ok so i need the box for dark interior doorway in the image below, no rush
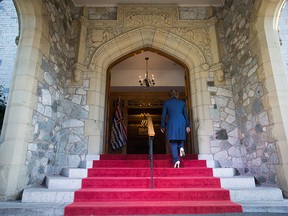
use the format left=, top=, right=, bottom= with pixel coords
left=127, top=108, right=166, bottom=154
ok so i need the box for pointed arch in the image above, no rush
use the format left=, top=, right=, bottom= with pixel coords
left=85, top=26, right=213, bottom=156
left=89, top=26, right=206, bottom=71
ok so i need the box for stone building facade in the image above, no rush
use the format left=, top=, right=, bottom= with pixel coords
left=0, top=0, right=288, bottom=200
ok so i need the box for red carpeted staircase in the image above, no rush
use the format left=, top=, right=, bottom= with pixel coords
left=64, top=154, right=242, bottom=215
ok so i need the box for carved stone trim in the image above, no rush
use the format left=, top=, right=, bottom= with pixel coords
left=209, top=63, right=225, bottom=84
left=119, top=4, right=178, bottom=28
left=201, top=63, right=210, bottom=70
left=209, top=63, right=223, bottom=72
left=83, top=4, right=216, bottom=67
left=71, top=63, right=87, bottom=84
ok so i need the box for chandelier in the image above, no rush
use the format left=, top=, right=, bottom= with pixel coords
left=139, top=57, right=155, bottom=87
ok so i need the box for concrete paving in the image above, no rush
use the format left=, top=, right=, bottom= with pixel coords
left=0, top=200, right=288, bottom=216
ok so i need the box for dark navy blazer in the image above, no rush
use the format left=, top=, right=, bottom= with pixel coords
left=161, top=98, right=190, bottom=141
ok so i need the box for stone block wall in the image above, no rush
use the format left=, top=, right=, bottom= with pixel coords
left=179, top=7, right=210, bottom=20
left=213, top=0, right=279, bottom=185
left=25, top=0, right=89, bottom=185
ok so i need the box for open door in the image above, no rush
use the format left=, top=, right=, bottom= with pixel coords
left=105, top=49, right=195, bottom=155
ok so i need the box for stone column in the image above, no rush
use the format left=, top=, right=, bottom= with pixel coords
left=85, top=64, right=105, bottom=155
left=76, top=9, right=89, bottom=66
left=70, top=9, right=89, bottom=85
left=0, top=0, right=43, bottom=199
left=191, top=64, right=213, bottom=155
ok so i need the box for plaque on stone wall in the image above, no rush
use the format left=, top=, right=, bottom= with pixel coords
left=119, top=4, right=177, bottom=27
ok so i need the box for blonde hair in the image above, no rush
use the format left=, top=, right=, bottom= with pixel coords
left=169, top=89, right=179, bottom=98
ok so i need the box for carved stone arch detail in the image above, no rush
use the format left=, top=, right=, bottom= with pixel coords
left=86, top=26, right=210, bottom=155
left=89, top=26, right=207, bottom=71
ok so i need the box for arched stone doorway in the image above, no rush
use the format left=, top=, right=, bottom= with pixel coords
left=107, top=48, right=190, bottom=155
left=86, top=26, right=214, bottom=157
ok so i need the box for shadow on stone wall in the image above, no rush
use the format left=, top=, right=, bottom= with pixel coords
left=0, top=85, right=6, bottom=134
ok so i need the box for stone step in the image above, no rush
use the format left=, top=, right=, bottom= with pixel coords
left=61, top=167, right=87, bottom=178
left=61, top=168, right=235, bottom=179
left=62, top=166, right=234, bottom=179
left=45, top=176, right=82, bottom=190
left=80, top=154, right=221, bottom=169
left=46, top=174, right=255, bottom=190
left=213, top=167, right=236, bottom=177
left=198, top=154, right=221, bottom=168
left=46, top=173, right=255, bottom=190
left=240, top=199, right=288, bottom=213
left=21, top=187, right=75, bottom=203
left=78, top=154, right=226, bottom=169
left=0, top=201, right=67, bottom=216
left=220, top=176, right=256, bottom=188
left=21, top=185, right=283, bottom=204
left=79, top=155, right=100, bottom=168
left=230, top=186, right=284, bottom=202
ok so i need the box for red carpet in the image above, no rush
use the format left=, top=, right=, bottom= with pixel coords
left=64, top=154, right=242, bottom=215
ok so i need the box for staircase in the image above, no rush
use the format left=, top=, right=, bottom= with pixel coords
left=21, top=154, right=286, bottom=215
left=64, top=154, right=242, bottom=215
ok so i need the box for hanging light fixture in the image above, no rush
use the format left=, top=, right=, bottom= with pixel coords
left=139, top=57, right=155, bottom=87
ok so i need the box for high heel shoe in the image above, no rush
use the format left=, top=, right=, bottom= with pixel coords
left=174, top=161, right=180, bottom=168
left=180, top=148, right=185, bottom=157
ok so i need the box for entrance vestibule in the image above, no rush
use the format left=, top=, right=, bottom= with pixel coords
left=107, top=91, right=191, bottom=155
left=106, top=49, right=193, bottom=155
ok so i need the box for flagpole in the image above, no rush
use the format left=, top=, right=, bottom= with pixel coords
left=110, top=97, right=127, bottom=150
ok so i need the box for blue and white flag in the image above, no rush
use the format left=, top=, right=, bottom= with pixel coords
left=111, top=99, right=127, bottom=149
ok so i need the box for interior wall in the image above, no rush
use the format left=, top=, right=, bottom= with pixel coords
left=108, top=92, right=171, bottom=155
left=110, top=51, right=185, bottom=88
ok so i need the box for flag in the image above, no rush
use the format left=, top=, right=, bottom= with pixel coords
left=111, top=99, right=127, bottom=149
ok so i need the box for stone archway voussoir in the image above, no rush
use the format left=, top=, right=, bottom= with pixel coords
left=163, top=34, right=181, bottom=55
left=150, top=29, right=170, bottom=51
left=139, top=26, right=156, bottom=47
left=93, top=48, right=113, bottom=70
left=126, top=31, right=146, bottom=50
left=114, top=36, right=135, bottom=56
